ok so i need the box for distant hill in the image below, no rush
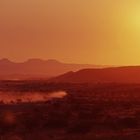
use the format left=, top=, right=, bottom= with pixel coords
left=0, top=58, right=107, bottom=80
left=49, top=66, right=140, bottom=83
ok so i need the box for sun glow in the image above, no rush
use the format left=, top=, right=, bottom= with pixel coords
left=124, top=5, right=140, bottom=30
left=129, top=12, right=140, bottom=31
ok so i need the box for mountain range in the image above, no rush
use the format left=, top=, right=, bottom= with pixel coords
left=0, top=58, right=107, bottom=80
left=49, top=66, right=140, bottom=83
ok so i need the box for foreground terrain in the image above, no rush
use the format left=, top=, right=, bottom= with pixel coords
left=0, top=81, right=140, bottom=139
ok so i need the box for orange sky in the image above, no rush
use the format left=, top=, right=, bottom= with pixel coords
left=0, top=0, right=140, bottom=65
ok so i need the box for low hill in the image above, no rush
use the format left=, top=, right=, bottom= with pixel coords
left=49, top=66, right=140, bottom=83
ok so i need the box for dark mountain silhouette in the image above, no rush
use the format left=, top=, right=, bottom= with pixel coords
left=0, top=58, right=107, bottom=80
left=49, top=66, right=140, bottom=83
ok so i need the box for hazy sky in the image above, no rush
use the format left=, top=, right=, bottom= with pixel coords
left=0, top=0, right=140, bottom=65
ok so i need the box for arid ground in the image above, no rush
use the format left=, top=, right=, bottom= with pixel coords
left=0, top=81, right=140, bottom=140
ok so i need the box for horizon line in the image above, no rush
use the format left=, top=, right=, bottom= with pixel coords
left=1, top=58, right=140, bottom=67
